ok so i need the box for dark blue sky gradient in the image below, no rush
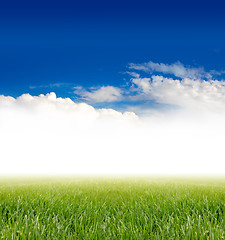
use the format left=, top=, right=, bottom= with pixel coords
left=1, top=0, right=225, bottom=97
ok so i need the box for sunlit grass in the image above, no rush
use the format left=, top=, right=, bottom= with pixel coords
left=0, top=176, right=225, bottom=239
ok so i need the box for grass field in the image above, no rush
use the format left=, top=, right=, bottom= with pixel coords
left=0, top=177, right=225, bottom=239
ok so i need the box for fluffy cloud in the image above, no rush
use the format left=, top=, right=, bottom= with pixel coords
left=0, top=93, right=140, bottom=175
left=130, top=75, right=225, bottom=111
left=1, top=92, right=225, bottom=175
left=74, top=62, right=225, bottom=111
left=1, top=62, right=225, bottom=175
left=74, top=86, right=122, bottom=102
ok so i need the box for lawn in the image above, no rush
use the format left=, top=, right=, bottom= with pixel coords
left=0, top=176, right=225, bottom=239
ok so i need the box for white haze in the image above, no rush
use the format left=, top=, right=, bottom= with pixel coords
left=1, top=91, right=225, bottom=175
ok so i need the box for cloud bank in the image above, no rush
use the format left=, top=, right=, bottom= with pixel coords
left=1, top=61, right=225, bottom=175
left=0, top=93, right=140, bottom=175
left=1, top=90, right=225, bottom=175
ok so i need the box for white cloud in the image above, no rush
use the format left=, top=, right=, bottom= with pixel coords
left=1, top=92, right=225, bottom=175
left=0, top=93, right=140, bottom=175
left=131, top=77, right=151, bottom=94
left=129, top=75, right=225, bottom=112
left=73, top=62, right=225, bottom=108
left=1, top=61, right=225, bottom=175
left=74, top=86, right=122, bottom=102
left=129, top=61, right=211, bottom=79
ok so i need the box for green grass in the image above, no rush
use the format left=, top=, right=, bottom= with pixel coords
left=0, top=177, right=225, bottom=239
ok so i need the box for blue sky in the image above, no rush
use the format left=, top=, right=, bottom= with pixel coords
left=2, top=0, right=225, bottom=174
left=1, top=0, right=225, bottom=105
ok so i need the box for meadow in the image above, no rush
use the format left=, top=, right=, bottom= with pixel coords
left=0, top=176, right=225, bottom=239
